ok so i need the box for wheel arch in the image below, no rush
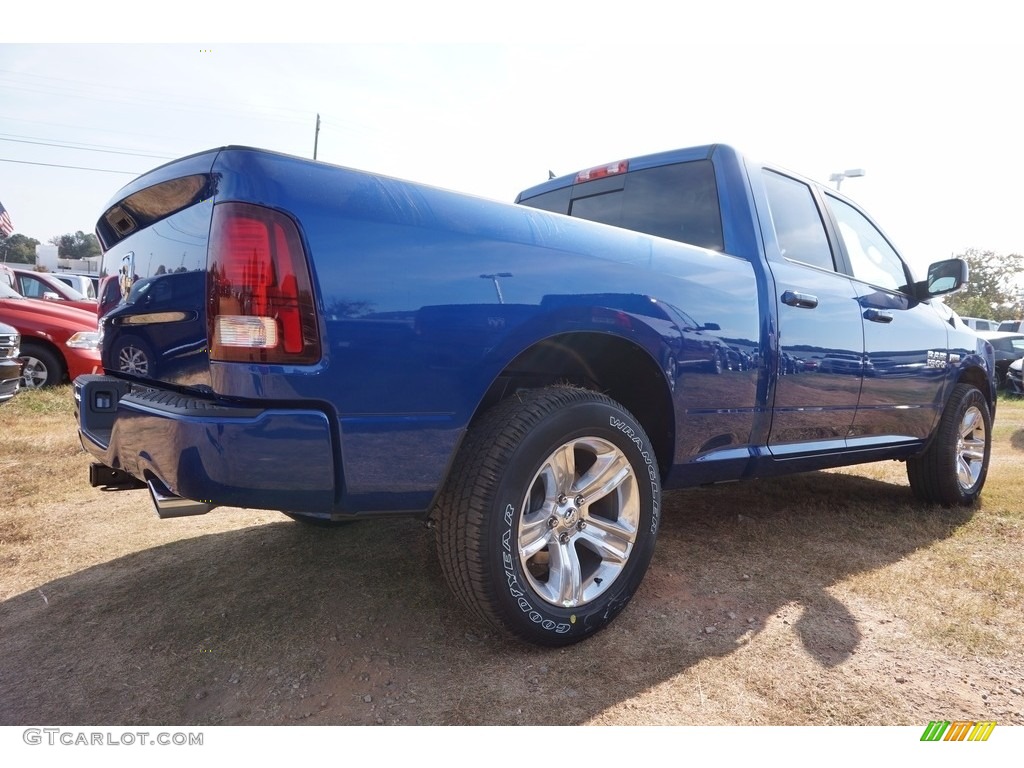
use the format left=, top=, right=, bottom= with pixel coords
left=19, top=336, right=67, bottom=369
left=472, top=332, right=675, bottom=478
left=956, top=364, right=996, bottom=416
left=17, top=337, right=68, bottom=386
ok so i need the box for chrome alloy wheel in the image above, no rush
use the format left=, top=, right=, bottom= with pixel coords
left=117, top=344, right=150, bottom=376
left=955, top=404, right=986, bottom=492
left=518, top=436, right=639, bottom=608
left=20, top=355, right=49, bottom=389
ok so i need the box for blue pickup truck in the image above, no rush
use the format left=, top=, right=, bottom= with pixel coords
left=76, top=144, right=995, bottom=646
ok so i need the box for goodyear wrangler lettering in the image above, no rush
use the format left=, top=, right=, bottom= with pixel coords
left=609, top=416, right=661, bottom=533
left=500, top=502, right=570, bottom=634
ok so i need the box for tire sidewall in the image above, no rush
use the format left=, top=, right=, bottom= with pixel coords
left=485, top=398, right=661, bottom=644
left=947, top=387, right=991, bottom=503
left=20, top=344, right=63, bottom=388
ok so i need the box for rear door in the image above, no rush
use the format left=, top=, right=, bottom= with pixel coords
left=757, top=169, right=865, bottom=454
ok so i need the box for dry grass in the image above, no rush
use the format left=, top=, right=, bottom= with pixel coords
left=0, top=387, right=1022, bottom=726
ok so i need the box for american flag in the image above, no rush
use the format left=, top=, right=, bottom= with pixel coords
left=0, top=200, right=13, bottom=237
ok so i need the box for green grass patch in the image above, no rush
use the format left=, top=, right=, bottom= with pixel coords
left=3, top=385, right=76, bottom=417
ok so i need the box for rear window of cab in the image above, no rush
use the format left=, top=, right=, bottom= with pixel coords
left=518, top=160, right=724, bottom=251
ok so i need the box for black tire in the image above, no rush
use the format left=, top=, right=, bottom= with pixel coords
left=434, top=386, right=661, bottom=647
left=282, top=512, right=353, bottom=528
left=19, top=343, right=65, bottom=389
left=907, top=383, right=991, bottom=506
left=113, top=335, right=156, bottom=378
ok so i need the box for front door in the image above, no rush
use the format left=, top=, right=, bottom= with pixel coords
left=822, top=194, right=949, bottom=442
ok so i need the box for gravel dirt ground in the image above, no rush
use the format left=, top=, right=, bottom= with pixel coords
left=1, top=394, right=1022, bottom=727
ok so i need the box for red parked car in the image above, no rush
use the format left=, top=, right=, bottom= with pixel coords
left=9, top=267, right=99, bottom=314
left=0, top=282, right=101, bottom=388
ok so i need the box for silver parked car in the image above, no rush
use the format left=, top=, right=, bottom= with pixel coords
left=1007, top=357, right=1023, bottom=396
left=0, top=321, right=23, bottom=404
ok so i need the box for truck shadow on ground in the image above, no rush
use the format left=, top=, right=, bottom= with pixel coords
left=0, top=471, right=974, bottom=726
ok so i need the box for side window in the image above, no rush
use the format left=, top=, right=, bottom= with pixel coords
left=19, top=274, right=46, bottom=298
left=826, top=195, right=909, bottom=292
left=762, top=171, right=835, bottom=271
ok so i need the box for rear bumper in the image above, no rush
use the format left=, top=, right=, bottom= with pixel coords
left=75, top=374, right=336, bottom=513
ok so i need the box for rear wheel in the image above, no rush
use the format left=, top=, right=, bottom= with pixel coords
left=907, top=383, right=991, bottom=506
left=113, top=336, right=155, bottom=377
left=19, top=343, right=64, bottom=389
left=434, top=386, right=661, bottom=646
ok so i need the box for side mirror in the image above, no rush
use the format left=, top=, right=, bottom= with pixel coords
left=925, top=258, right=969, bottom=297
left=703, top=322, right=721, bottom=331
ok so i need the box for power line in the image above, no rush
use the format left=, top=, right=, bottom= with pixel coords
left=0, top=136, right=174, bottom=160
left=0, top=78, right=312, bottom=128
left=0, top=158, right=141, bottom=175
left=0, top=67, right=311, bottom=123
left=0, top=115, right=198, bottom=147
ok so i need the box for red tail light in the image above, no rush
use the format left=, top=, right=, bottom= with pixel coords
left=208, top=202, right=320, bottom=364
left=575, top=160, right=628, bottom=184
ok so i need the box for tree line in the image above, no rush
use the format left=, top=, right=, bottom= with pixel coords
left=942, top=248, right=1024, bottom=321
left=0, top=230, right=101, bottom=264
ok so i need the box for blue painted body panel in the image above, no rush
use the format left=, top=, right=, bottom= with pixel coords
left=78, top=388, right=336, bottom=512
left=79, top=144, right=996, bottom=517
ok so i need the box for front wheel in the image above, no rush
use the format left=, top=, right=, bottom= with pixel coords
left=20, top=343, right=65, bottom=389
left=434, top=386, right=661, bottom=646
left=907, top=383, right=991, bottom=506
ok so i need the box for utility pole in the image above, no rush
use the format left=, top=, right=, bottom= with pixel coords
left=313, top=113, right=321, bottom=160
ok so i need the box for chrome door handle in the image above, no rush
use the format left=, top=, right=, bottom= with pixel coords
left=781, top=290, right=818, bottom=309
left=864, top=309, right=894, bottom=323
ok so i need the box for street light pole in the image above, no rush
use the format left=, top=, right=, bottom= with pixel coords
left=829, top=168, right=866, bottom=191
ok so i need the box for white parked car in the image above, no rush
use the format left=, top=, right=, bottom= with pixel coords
left=52, top=272, right=99, bottom=300
left=958, top=316, right=999, bottom=332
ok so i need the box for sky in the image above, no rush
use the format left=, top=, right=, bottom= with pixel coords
left=2, top=4, right=1023, bottom=279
